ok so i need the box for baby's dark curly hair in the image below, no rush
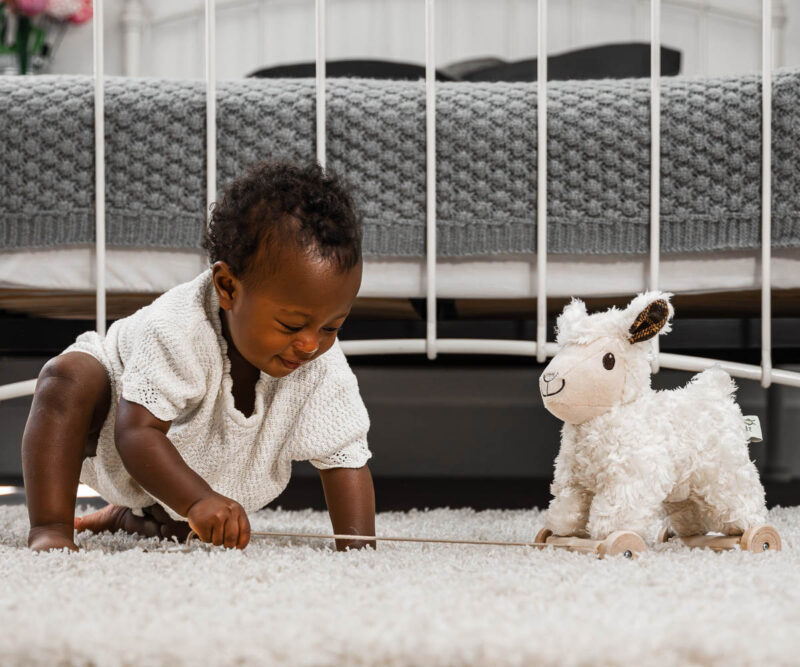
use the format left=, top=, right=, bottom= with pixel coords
left=202, top=161, right=362, bottom=284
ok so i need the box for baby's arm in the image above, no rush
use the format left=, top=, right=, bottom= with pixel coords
left=319, top=465, right=376, bottom=551
left=115, top=398, right=250, bottom=548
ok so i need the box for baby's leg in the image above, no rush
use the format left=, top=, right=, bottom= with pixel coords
left=22, top=352, right=111, bottom=551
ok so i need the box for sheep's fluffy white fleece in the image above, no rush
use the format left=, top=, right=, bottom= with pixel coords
left=2, top=504, right=800, bottom=667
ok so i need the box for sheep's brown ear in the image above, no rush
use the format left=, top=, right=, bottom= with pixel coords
left=628, top=299, right=670, bottom=344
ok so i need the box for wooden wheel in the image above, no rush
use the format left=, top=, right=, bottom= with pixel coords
left=740, top=524, right=782, bottom=553
left=598, top=531, right=647, bottom=559
left=656, top=525, right=673, bottom=544
left=534, top=527, right=553, bottom=545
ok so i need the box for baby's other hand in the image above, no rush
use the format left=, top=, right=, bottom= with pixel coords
left=186, top=492, right=250, bottom=549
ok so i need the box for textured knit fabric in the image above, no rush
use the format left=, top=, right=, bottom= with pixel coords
left=2, top=71, right=799, bottom=256
left=61, top=270, right=371, bottom=519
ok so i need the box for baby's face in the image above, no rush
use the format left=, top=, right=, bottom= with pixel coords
left=214, top=251, right=362, bottom=378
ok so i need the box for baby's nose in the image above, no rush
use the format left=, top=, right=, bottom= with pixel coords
left=294, top=334, right=320, bottom=357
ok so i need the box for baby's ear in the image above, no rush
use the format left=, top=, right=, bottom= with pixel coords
left=626, top=292, right=674, bottom=344
left=555, top=298, right=587, bottom=346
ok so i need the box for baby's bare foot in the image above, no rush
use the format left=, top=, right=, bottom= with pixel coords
left=75, top=504, right=136, bottom=534
left=28, top=523, right=78, bottom=552
left=75, top=504, right=159, bottom=539
left=76, top=504, right=190, bottom=541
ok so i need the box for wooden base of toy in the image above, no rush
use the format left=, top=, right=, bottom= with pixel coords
left=533, top=528, right=647, bottom=559
left=657, top=524, right=782, bottom=553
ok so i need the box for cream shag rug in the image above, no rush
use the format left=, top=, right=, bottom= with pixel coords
left=2, top=504, right=800, bottom=666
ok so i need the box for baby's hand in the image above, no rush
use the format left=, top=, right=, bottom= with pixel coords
left=186, top=492, right=251, bottom=549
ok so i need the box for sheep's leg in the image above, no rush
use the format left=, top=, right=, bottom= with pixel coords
left=544, top=437, right=591, bottom=537
left=696, top=464, right=768, bottom=535
left=587, top=483, right=665, bottom=541
left=544, top=485, right=592, bottom=538
left=663, top=499, right=708, bottom=537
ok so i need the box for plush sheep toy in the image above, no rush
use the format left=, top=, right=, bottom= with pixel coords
left=539, top=291, right=768, bottom=544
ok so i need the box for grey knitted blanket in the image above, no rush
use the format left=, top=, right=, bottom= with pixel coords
left=2, top=72, right=799, bottom=257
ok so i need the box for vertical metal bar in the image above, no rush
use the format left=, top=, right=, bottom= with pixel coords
left=205, top=0, right=216, bottom=228
left=93, top=0, right=106, bottom=336
left=761, top=0, right=773, bottom=388
left=257, top=1, right=267, bottom=72
left=535, top=0, right=547, bottom=364
left=507, top=0, right=517, bottom=60
left=316, top=0, right=326, bottom=169
left=425, top=0, right=437, bottom=360
left=772, top=1, right=785, bottom=69
left=699, top=5, right=709, bottom=77
left=121, top=0, right=144, bottom=77
left=650, top=0, right=661, bottom=373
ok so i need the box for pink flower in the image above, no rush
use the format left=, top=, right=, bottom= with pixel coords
left=45, top=0, right=81, bottom=20
left=68, top=0, right=92, bottom=24
left=13, top=0, right=50, bottom=16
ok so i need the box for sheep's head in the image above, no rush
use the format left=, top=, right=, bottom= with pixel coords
left=539, top=292, right=674, bottom=424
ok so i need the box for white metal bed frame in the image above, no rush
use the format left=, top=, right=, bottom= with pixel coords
left=1, top=0, right=799, bottom=405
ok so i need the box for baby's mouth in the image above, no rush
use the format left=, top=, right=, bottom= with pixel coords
left=279, top=357, right=305, bottom=371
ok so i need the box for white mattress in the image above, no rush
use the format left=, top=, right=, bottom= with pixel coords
left=1, top=247, right=798, bottom=299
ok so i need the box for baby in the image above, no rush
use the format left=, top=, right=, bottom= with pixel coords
left=22, top=162, right=375, bottom=552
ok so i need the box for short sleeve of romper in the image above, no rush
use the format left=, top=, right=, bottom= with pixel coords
left=120, top=317, right=208, bottom=423
left=292, top=346, right=372, bottom=470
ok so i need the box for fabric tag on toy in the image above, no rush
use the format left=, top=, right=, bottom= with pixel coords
left=743, top=416, right=762, bottom=443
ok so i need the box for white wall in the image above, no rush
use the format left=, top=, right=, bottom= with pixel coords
left=49, top=0, right=122, bottom=75
left=785, top=0, right=800, bottom=67
left=48, top=0, right=799, bottom=79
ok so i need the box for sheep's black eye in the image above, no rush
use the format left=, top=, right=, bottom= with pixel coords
left=603, top=353, right=615, bottom=370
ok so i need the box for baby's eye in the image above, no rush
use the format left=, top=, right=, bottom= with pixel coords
left=323, top=326, right=343, bottom=334
left=277, top=320, right=303, bottom=333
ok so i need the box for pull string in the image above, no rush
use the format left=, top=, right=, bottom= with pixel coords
left=186, top=529, right=563, bottom=550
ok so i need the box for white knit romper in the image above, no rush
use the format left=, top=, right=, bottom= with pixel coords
left=63, top=270, right=371, bottom=519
